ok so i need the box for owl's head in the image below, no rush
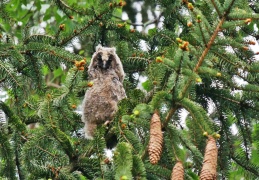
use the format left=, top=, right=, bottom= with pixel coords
left=88, top=45, right=125, bottom=81
left=92, top=45, right=117, bottom=70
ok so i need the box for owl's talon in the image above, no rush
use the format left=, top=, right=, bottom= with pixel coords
left=104, top=120, right=111, bottom=126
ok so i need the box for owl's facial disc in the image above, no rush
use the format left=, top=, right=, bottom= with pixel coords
left=97, top=53, right=113, bottom=70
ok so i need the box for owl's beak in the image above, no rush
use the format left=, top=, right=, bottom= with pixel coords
left=102, top=61, right=109, bottom=69
left=103, top=62, right=106, bottom=69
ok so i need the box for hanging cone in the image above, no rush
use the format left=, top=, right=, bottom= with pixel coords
left=148, top=111, right=163, bottom=164
left=200, top=136, right=218, bottom=180
left=171, top=161, right=184, bottom=180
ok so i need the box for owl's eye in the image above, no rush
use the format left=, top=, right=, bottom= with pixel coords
left=97, top=54, right=102, bottom=61
left=108, top=55, right=113, bottom=61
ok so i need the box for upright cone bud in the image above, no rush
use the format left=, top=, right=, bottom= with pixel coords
left=244, top=18, right=252, bottom=24
left=200, top=136, right=218, bottom=180
left=59, top=24, right=65, bottom=31
left=171, top=161, right=184, bottom=180
left=148, top=111, right=163, bottom=164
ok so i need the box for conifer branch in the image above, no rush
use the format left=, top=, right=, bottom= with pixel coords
left=241, top=111, right=252, bottom=143
left=59, top=19, right=100, bottom=45
left=212, top=51, right=239, bottom=67
left=25, top=42, right=83, bottom=64
left=36, top=145, right=57, bottom=158
left=227, top=17, right=259, bottom=20
left=118, top=124, right=134, bottom=149
left=162, top=107, right=178, bottom=128
left=210, top=0, right=222, bottom=17
left=46, top=82, right=62, bottom=88
left=1, top=0, right=259, bottom=178
left=178, top=135, right=203, bottom=165
left=193, top=18, right=225, bottom=72
left=145, top=164, right=171, bottom=179
left=198, top=23, right=207, bottom=46
left=224, top=0, right=237, bottom=15
left=180, top=4, right=235, bottom=97
left=50, top=125, right=75, bottom=162
left=0, top=132, right=16, bottom=179
left=54, top=0, right=86, bottom=16
left=236, top=113, right=251, bottom=161
left=59, top=5, right=121, bottom=46
left=0, top=101, right=26, bottom=132
left=231, top=155, right=259, bottom=177
left=223, top=78, right=259, bottom=94
left=20, top=2, right=35, bottom=20
left=113, top=13, right=163, bottom=27
left=208, top=92, right=240, bottom=105
left=45, top=100, right=75, bottom=163
left=15, top=148, right=25, bottom=180
left=171, top=144, right=179, bottom=161
left=113, top=15, right=144, bottom=26
left=0, top=62, right=21, bottom=87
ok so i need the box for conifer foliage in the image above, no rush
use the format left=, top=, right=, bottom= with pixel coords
left=0, top=0, right=259, bottom=179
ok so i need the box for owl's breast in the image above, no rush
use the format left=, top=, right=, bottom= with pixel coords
left=82, top=72, right=126, bottom=124
left=93, top=73, right=126, bottom=99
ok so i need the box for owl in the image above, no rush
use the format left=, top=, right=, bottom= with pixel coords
left=82, top=45, right=126, bottom=139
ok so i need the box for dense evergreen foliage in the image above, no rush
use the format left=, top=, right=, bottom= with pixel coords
left=0, top=0, right=259, bottom=179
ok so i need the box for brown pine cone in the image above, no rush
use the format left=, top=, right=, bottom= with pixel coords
left=148, top=111, right=163, bottom=164
left=200, top=136, right=218, bottom=180
left=171, top=161, right=184, bottom=180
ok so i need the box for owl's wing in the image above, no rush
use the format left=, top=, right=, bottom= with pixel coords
left=88, top=52, right=99, bottom=79
left=113, top=53, right=125, bottom=82
left=88, top=67, right=98, bottom=80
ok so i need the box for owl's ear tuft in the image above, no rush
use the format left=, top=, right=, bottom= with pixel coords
left=96, top=44, right=102, bottom=52
left=109, top=47, right=116, bottom=54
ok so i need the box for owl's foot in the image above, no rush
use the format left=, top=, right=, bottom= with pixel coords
left=84, top=122, right=97, bottom=140
left=84, top=133, right=94, bottom=140
left=104, top=120, right=111, bottom=126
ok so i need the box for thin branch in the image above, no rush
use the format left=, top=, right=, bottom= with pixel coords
left=162, top=107, right=178, bottom=128
left=209, top=92, right=240, bottom=104
left=180, top=17, right=225, bottom=97
left=112, top=13, right=163, bottom=28
left=236, top=115, right=250, bottom=161
left=143, top=13, right=163, bottom=28
left=193, top=18, right=225, bottom=72
left=15, top=147, right=25, bottom=180
left=20, top=1, right=35, bottom=20
left=231, top=155, right=259, bottom=177
left=178, top=135, right=203, bottom=165
left=46, top=82, right=62, bottom=88
left=179, top=0, right=237, bottom=98
left=198, top=22, right=207, bottom=46
left=36, top=145, right=57, bottom=157
left=227, top=17, right=259, bottom=20
left=59, top=3, right=126, bottom=45
left=210, top=0, right=222, bottom=17
left=224, top=0, right=237, bottom=15
left=54, top=0, right=86, bottom=15
left=112, top=15, right=144, bottom=26
left=171, top=144, right=179, bottom=161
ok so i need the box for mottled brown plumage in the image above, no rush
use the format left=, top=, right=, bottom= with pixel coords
left=82, top=45, right=126, bottom=139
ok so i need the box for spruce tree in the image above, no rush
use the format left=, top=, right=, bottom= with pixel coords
left=0, top=0, right=259, bottom=179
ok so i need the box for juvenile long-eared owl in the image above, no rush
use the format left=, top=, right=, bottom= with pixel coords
left=82, top=45, right=126, bottom=139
